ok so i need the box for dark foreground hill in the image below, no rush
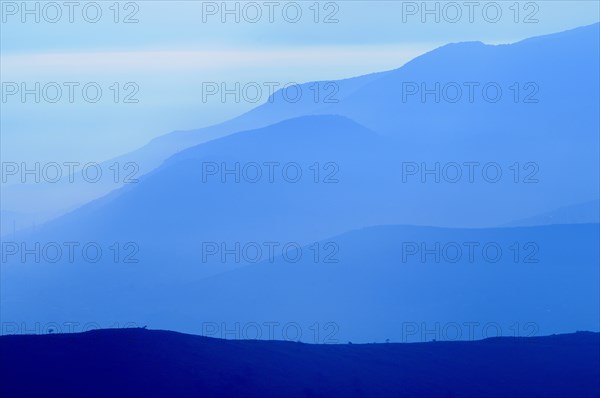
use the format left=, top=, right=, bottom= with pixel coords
left=1, top=329, right=598, bottom=398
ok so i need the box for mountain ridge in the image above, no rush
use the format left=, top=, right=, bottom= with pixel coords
left=4, top=23, right=598, bottom=232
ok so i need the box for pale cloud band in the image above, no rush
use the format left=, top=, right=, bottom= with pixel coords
left=2, top=45, right=434, bottom=79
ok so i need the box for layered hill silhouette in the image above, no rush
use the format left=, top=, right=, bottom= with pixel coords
left=1, top=329, right=598, bottom=398
left=1, top=24, right=599, bottom=344
left=10, top=103, right=600, bottom=245
left=3, top=223, right=598, bottom=342
left=2, top=23, right=598, bottom=233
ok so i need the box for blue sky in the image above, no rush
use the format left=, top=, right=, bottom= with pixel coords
left=1, top=1, right=599, bottom=164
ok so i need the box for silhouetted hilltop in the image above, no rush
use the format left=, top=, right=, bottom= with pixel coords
left=1, top=329, right=598, bottom=397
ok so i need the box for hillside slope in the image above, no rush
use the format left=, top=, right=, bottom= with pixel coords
left=1, top=329, right=598, bottom=398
